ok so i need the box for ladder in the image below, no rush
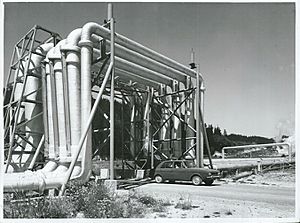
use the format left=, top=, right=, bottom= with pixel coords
left=3, top=25, right=61, bottom=172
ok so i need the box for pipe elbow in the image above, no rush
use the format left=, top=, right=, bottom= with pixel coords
left=47, top=39, right=66, bottom=60
left=61, top=28, right=82, bottom=54
left=79, top=22, right=102, bottom=48
left=66, top=28, right=82, bottom=45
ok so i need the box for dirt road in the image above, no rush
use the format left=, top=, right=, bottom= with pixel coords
left=135, top=182, right=295, bottom=218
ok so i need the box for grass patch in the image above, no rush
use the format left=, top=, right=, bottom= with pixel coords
left=3, top=181, right=161, bottom=218
left=175, top=198, right=192, bottom=210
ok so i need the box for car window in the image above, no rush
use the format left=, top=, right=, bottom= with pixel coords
left=184, top=160, right=196, bottom=168
left=174, top=162, right=182, bottom=168
left=161, top=162, right=173, bottom=168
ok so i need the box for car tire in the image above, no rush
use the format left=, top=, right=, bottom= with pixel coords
left=155, top=175, right=163, bottom=183
left=192, top=175, right=202, bottom=186
left=204, top=179, right=214, bottom=186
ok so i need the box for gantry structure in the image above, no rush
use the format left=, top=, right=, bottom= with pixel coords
left=3, top=3, right=212, bottom=195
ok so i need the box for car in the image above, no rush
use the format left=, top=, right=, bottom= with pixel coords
left=153, top=160, right=220, bottom=186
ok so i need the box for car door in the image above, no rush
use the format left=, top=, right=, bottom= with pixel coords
left=171, top=161, right=187, bottom=181
left=158, top=161, right=173, bottom=180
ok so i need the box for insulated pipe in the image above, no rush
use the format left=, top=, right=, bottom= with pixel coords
left=81, top=22, right=200, bottom=80
left=93, top=54, right=169, bottom=87
left=61, top=28, right=82, bottom=161
left=47, top=40, right=67, bottom=159
left=222, top=142, right=292, bottom=161
left=3, top=163, right=81, bottom=193
left=171, top=81, right=181, bottom=158
left=60, top=62, right=114, bottom=195
left=73, top=35, right=94, bottom=184
left=91, top=34, right=186, bottom=83
left=93, top=49, right=172, bottom=86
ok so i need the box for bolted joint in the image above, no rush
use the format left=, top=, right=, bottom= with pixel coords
left=78, top=40, right=94, bottom=49
left=61, top=44, right=81, bottom=53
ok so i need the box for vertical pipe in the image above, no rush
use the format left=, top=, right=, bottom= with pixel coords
left=196, top=66, right=202, bottom=168
left=108, top=3, right=115, bottom=180
left=41, top=62, right=49, bottom=158
left=80, top=45, right=92, bottom=179
left=60, top=63, right=113, bottom=195
left=130, top=95, right=136, bottom=157
left=159, top=84, right=168, bottom=155
left=49, top=61, right=60, bottom=159
left=150, top=87, right=154, bottom=169
left=61, top=52, right=72, bottom=157
left=199, top=78, right=204, bottom=167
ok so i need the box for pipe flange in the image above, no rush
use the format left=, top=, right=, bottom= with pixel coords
left=48, top=54, right=61, bottom=60
left=53, top=60, right=62, bottom=72
left=61, top=44, right=81, bottom=53
left=36, top=171, right=46, bottom=193
left=78, top=39, right=94, bottom=48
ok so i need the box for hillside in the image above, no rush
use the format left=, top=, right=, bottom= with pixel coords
left=204, top=124, right=275, bottom=155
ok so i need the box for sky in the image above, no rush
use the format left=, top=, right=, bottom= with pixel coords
left=3, top=2, right=295, bottom=138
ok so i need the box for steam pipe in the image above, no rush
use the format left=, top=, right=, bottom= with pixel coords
left=93, top=62, right=160, bottom=89
left=222, top=142, right=292, bottom=161
left=4, top=30, right=85, bottom=193
left=93, top=49, right=172, bottom=86
left=60, top=62, right=114, bottom=195
left=81, top=22, right=200, bottom=80
left=61, top=28, right=82, bottom=161
left=91, top=34, right=186, bottom=83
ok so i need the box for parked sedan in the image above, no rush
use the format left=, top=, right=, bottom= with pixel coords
left=153, top=160, right=220, bottom=186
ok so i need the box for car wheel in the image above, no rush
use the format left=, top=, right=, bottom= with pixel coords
left=192, top=175, right=202, bottom=186
left=155, top=175, right=163, bottom=183
left=204, top=179, right=214, bottom=186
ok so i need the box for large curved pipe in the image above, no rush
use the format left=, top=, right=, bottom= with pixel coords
left=82, top=22, right=200, bottom=80
left=4, top=29, right=87, bottom=193
left=4, top=163, right=81, bottom=193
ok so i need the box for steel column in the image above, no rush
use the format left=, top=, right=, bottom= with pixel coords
left=108, top=3, right=115, bottom=180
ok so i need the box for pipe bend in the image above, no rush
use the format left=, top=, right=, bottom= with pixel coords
left=79, top=22, right=109, bottom=48
left=47, top=39, right=66, bottom=60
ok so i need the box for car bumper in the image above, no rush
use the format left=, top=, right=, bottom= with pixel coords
left=206, top=174, right=221, bottom=179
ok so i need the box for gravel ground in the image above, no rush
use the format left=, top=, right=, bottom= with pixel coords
left=137, top=168, right=296, bottom=219
left=232, top=167, right=295, bottom=187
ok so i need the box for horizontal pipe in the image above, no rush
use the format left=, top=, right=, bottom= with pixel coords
left=93, top=61, right=161, bottom=90
left=3, top=163, right=81, bottom=193
left=93, top=49, right=172, bottom=86
left=222, top=142, right=292, bottom=161
left=82, top=22, right=200, bottom=80
left=91, top=34, right=186, bottom=83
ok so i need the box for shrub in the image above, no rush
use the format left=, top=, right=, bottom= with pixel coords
left=175, top=198, right=192, bottom=210
left=4, top=181, right=162, bottom=218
